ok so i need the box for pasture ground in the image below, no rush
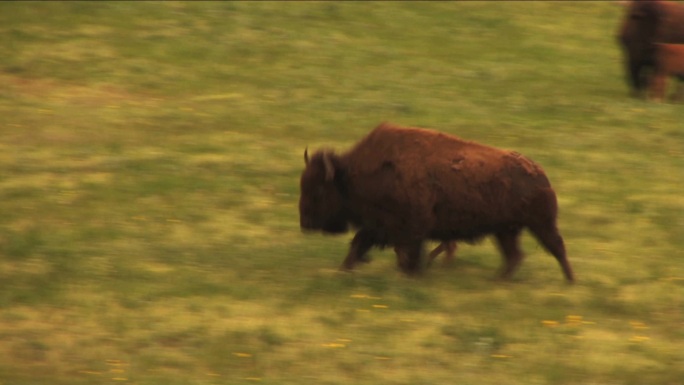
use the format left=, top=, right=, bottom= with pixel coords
left=0, top=2, right=682, bottom=384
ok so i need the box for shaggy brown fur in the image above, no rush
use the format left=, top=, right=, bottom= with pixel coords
left=618, top=0, right=684, bottom=96
left=299, top=123, right=574, bottom=281
left=649, top=43, right=684, bottom=101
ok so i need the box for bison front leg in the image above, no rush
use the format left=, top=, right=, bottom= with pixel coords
left=340, top=229, right=376, bottom=271
left=494, top=229, right=524, bottom=280
left=625, top=59, right=646, bottom=97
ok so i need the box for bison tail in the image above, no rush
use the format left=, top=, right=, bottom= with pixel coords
left=528, top=223, right=575, bottom=282
left=527, top=189, right=575, bottom=282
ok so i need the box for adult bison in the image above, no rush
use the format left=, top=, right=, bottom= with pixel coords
left=617, top=0, right=684, bottom=96
left=298, top=123, right=574, bottom=282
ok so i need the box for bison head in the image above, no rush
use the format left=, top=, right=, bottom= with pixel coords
left=618, top=0, right=663, bottom=56
left=299, top=149, right=349, bottom=234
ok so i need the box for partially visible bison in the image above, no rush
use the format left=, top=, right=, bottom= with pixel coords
left=649, top=43, right=684, bottom=101
left=299, top=123, right=574, bottom=282
left=617, top=0, right=684, bottom=96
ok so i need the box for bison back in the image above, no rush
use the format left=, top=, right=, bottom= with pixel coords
left=340, top=123, right=553, bottom=239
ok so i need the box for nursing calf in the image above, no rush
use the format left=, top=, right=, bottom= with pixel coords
left=649, top=43, right=684, bottom=101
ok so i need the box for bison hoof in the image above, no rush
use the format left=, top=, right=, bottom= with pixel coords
left=398, top=264, right=423, bottom=276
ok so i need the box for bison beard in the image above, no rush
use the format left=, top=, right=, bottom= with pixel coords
left=298, top=123, right=575, bottom=282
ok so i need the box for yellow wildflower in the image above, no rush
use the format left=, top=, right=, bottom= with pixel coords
left=629, top=336, right=650, bottom=343
left=321, top=343, right=346, bottom=348
left=491, top=354, right=511, bottom=359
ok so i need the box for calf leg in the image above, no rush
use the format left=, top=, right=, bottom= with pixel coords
left=673, top=76, right=684, bottom=102
left=444, top=241, right=457, bottom=263
left=494, top=229, right=524, bottom=279
left=649, top=72, right=667, bottom=102
left=426, top=241, right=457, bottom=266
left=340, top=229, right=376, bottom=271
left=426, top=243, right=445, bottom=265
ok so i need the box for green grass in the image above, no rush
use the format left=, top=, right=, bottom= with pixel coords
left=0, top=1, right=683, bottom=384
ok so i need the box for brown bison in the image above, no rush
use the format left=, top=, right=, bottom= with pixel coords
left=617, top=0, right=684, bottom=96
left=649, top=43, right=684, bottom=101
left=299, top=123, right=574, bottom=282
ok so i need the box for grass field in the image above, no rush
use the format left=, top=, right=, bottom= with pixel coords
left=0, top=2, right=683, bottom=384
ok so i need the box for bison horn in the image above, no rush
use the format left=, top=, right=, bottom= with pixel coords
left=304, top=147, right=309, bottom=164
left=323, top=152, right=335, bottom=181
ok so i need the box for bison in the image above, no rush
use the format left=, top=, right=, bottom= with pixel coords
left=649, top=43, right=684, bottom=101
left=617, top=0, right=684, bottom=97
left=299, top=123, right=574, bottom=282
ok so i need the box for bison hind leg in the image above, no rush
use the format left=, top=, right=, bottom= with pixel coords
left=395, top=240, right=424, bottom=276
left=494, top=229, right=524, bottom=280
